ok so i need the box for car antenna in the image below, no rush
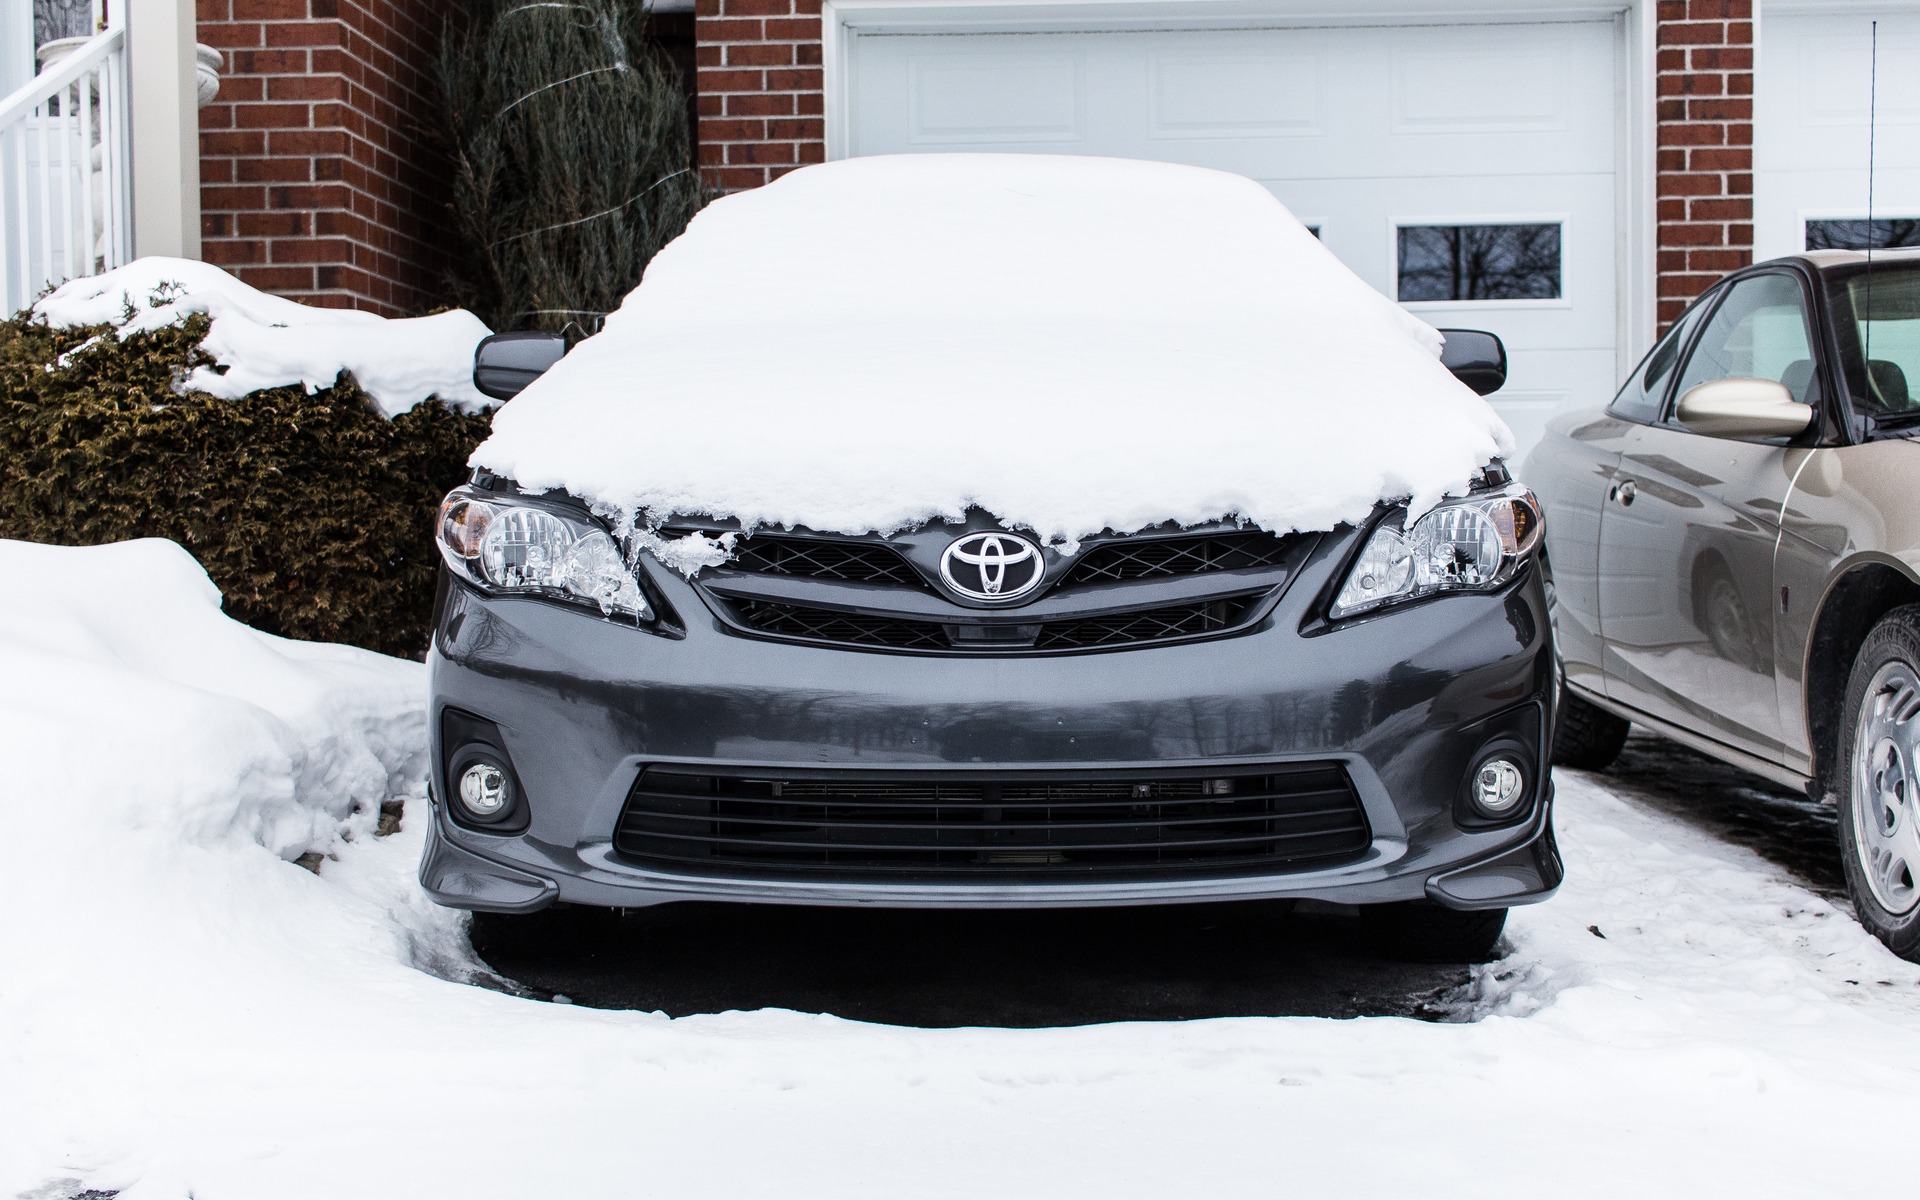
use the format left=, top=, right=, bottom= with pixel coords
left=1865, top=19, right=1880, bottom=393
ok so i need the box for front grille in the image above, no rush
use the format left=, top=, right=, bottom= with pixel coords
left=727, top=535, right=923, bottom=587
left=614, top=763, right=1371, bottom=880
left=1062, top=531, right=1295, bottom=585
left=730, top=594, right=1261, bottom=652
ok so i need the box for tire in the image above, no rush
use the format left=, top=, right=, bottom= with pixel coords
left=1553, top=688, right=1631, bottom=770
left=1361, top=901, right=1508, bottom=963
left=1836, top=605, right=1920, bottom=961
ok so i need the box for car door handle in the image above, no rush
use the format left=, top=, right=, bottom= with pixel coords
left=1611, top=479, right=1637, bottom=506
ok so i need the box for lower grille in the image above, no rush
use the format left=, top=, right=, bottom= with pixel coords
left=614, top=764, right=1371, bottom=880
left=730, top=594, right=1262, bottom=652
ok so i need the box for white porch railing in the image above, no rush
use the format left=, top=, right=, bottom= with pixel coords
left=0, top=19, right=131, bottom=316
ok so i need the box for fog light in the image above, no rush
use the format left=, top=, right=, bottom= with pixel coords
left=458, top=760, right=512, bottom=819
left=1472, top=757, right=1527, bottom=816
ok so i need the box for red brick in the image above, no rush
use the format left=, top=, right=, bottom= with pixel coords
left=719, top=0, right=792, bottom=14
left=1658, top=122, right=1724, bottom=146
left=724, top=41, right=793, bottom=66
left=234, top=103, right=314, bottom=129
left=1689, top=46, right=1753, bottom=70
left=1661, top=222, right=1732, bottom=246
left=1687, top=97, right=1752, bottom=121
left=701, top=17, right=764, bottom=41
left=236, top=157, right=314, bottom=183
left=1688, top=197, right=1750, bottom=220
left=726, top=92, right=795, bottom=116
left=701, top=117, right=767, bottom=142
left=1659, top=172, right=1723, bottom=197
left=701, top=68, right=765, bottom=92
left=763, top=17, right=819, bottom=39
left=1687, top=248, right=1749, bottom=271
left=1686, top=147, right=1750, bottom=171
left=765, top=67, right=822, bottom=91
left=1659, top=21, right=1726, bottom=45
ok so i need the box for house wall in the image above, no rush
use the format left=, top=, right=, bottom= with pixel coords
left=1656, top=0, right=1754, bottom=325
left=195, top=0, right=455, bottom=316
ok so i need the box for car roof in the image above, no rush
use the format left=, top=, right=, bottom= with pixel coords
left=1762, top=247, right=1920, bottom=272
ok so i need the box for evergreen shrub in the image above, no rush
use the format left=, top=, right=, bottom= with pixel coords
left=0, top=312, right=492, bottom=657
left=439, top=0, right=705, bottom=332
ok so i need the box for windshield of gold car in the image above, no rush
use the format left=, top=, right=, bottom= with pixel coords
left=1834, top=264, right=1920, bottom=416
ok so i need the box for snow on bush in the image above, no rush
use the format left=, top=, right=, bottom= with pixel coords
left=33, top=257, right=493, bottom=417
left=474, top=154, right=1515, bottom=546
left=10, top=539, right=1920, bottom=1199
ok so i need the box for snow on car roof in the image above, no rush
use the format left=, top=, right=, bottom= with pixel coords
left=472, top=154, right=1514, bottom=545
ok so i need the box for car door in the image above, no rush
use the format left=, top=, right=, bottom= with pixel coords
left=1528, top=294, right=1713, bottom=698
left=1596, top=270, right=1820, bottom=763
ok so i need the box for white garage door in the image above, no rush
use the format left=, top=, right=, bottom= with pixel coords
left=1757, top=11, right=1920, bottom=260
left=847, top=20, right=1621, bottom=460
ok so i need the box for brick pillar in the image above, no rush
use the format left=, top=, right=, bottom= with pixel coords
left=195, top=0, right=455, bottom=316
left=694, top=0, right=825, bottom=191
left=1656, top=0, right=1755, bottom=327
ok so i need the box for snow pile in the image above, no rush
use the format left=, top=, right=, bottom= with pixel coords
left=33, top=257, right=494, bottom=416
left=475, top=155, right=1513, bottom=545
left=11, top=540, right=1920, bottom=1198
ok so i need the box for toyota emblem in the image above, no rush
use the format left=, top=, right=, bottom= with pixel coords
left=939, top=531, right=1045, bottom=602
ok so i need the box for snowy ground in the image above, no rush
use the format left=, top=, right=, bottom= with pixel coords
left=7, top=539, right=1920, bottom=1200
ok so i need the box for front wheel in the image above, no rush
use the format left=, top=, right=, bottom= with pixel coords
left=1360, top=901, right=1507, bottom=963
left=1552, top=688, right=1631, bottom=770
left=1839, top=606, right=1920, bottom=961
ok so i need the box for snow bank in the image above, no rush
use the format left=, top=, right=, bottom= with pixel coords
left=11, top=540, right=1920, bottom=1199
left=33, top=257, right=494, bottom=417
left=474, top=155, right=1514, bottom=545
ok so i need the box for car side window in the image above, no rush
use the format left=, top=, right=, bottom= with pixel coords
left=1607, top=294, right=1710, bottom=425
left=1667, top=273, right=1818, bottom=420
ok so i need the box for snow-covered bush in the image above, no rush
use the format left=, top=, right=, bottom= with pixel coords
left=0, top=276, right=493, bottom=656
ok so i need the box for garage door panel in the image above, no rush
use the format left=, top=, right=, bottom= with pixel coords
left=899, top=51, right=1088, bottom=145
left=1147, top=49, right=1323, bottom=139
left=1757, top=13, right=1920, bottom=259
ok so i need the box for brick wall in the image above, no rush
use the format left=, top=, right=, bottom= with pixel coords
left=693, top=0, right=825, bottom=191
left=1656, top=0, right=1755, bottom=326
left=196, top=0, right=455, bottom=316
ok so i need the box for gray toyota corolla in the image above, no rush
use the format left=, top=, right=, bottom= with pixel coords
left=418, top=156, right=1562, bottom=961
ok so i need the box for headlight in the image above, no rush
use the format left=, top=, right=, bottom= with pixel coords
left=1330, top=483, right=1542, bottom=619
left=437, top=490, right=653, bottom=621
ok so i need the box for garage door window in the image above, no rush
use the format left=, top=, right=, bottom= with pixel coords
left=1396, top=223, right=1561, bottom=302
left=1806, top=218, right=1920, bottom=252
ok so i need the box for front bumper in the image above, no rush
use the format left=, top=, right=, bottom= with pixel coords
left=421, top=531, right=1562, bottom=913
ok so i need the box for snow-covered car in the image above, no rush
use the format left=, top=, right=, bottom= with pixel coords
left=1530, top=249, right=1920, bottom=962
left=420, top=155, right=1557, bottom=960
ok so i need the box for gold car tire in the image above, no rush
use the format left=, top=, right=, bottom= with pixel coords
left=1839, top=605, right=1920, bottom=962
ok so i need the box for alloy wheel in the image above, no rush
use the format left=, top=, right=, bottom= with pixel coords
left=1852, top=661, right=1920, bottom=916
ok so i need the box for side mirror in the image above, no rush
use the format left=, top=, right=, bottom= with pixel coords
left=1674, top=378, right=1813, bottom=439
left=473, top=331, right=568, bottom=401
left=1438, top=329, right=1507, bottom=396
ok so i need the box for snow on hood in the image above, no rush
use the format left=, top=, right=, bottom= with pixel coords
left=473, top=155, right=1514, bottom=545
left=33, top=257, right=494, bottom=417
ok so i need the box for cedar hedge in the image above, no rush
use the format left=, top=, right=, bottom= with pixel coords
left=0, top=311, right=492, bottom=657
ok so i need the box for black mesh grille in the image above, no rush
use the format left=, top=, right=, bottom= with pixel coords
left=1033, top=597, right=1254, bottom=649
left=1062, top=532, right=1295, bottom=585
left=725, top=536, right=922, bottom=586
left=615, top=763, right=1371, bottom=880
left=729, top=595, right=1261, bottom=652
left=731, top=600, right=950, bottom=650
